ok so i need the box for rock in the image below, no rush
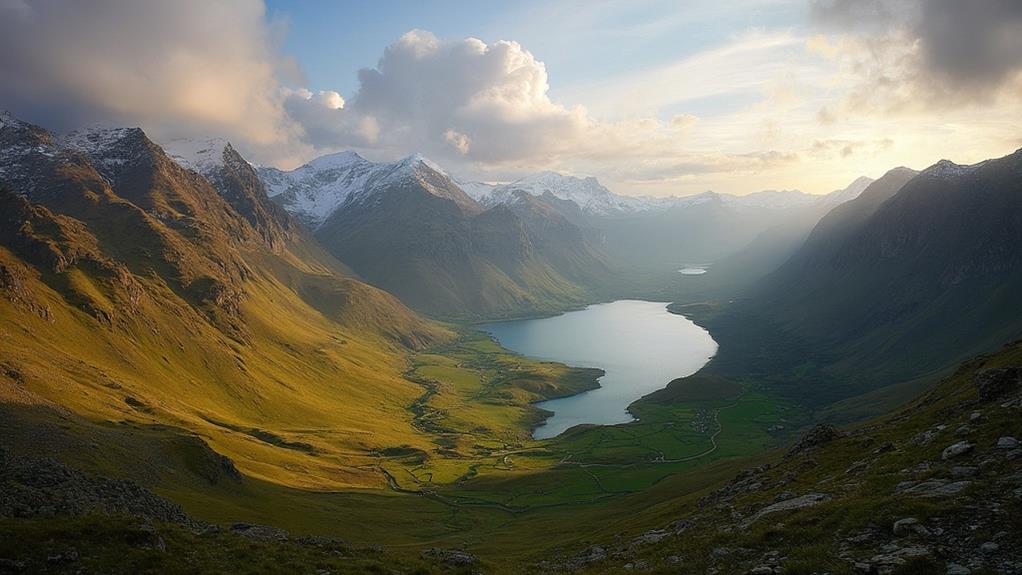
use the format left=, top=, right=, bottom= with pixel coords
left=896, top=479, right=972, bottom=497
left=955, top=425, right=972, bottom=436
left=892, top=517, right=931, bottom=537
left=946, top=563, right=971, bottom=575
left=941, top=441, right=973, bottom=460
left=421, top=548, right=478, bottom=566
left=846, top=461, right=868, bottom=474
left=669, top=519, right=691, bottom=534
left=295, top=535, right=347, bottom=549
left=868, top=545, right=930, bottom=572
left=969, top=410, right=983, bottom=421
left=979, top=541, right=999, bottom=554
left=0, top=558, right=27, bottom=571
left=194, top=524, right=221, bottom=536
left=631, top=528, right=670, bottom=545
left=872, top=442, right=896, bottom=455
left=913, top=425, right=947, bottom=445
left=951, top=466, right=977, bottom=478
left=974, top=367, right=1022, bottom=401
left=744, top=493, right=830, bottom=526
left=997, top=437, right=1018, bottom=449
left=712, top=547, right=731, bottom=557
left=774, top=491, right=795, bottom=502
left=229, top=523, right=289, bottom=542
left=750, top=567, right=775, bottom=574
left=786, top=424, right=842, bottom=458
left=132, top=524, right=166, bottom=552
left=0, top=455, right=193, bottom=525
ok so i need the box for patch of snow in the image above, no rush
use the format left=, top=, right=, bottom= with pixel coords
left=454, top=178, right=496, bottom=202
left=163, top=137, right=230, bottom=176
left=923, top=159, right=986, bottom=180
left=59, top=126, right=147, bottom=182
left=486, top=172, right=651, bottom=215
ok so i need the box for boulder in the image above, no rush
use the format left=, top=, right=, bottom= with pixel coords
left=892, top=517, right=930, bottom=537
left=744, top=493, right=830, bottom=526
left=974, top=367, right=1022, bottom=401
left=941, top=441, right=972, bottom=460
left=997, top=437, right=1018, bottom=449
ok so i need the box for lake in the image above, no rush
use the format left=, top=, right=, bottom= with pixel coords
left=480, top=300, right=717, bottom=439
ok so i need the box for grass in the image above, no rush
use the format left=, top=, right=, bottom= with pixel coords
left=0, top=516, right=467, bottom=575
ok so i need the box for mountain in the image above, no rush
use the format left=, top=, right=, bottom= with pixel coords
left=823, top=174, right=875, bottom=204
left=462, top=171, right=874, bottom=276
left=258, top=153, right=615, bottom=319
left=0, top=113, right=448, bottom=493
left=164, top=137, right=297, bottom=252
left=481, top=172, right=650, bottom=216
left=667, top=176, right=882, bottom=302
left=467, top=171, right=873, bottom=217
left=698, top=151, right=1022, bottom=409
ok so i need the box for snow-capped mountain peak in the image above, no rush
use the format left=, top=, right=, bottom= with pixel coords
left=255, top=150, right=470, bottom=229
left=163, top=136, right=232, bottom=176
left=474, top=171, right=649, bottom=216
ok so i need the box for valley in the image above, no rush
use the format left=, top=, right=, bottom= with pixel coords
left=2, top=95, right=1022, bottom=573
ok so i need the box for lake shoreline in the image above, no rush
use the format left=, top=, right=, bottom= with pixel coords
left=480, top=300, right=718, bottom=439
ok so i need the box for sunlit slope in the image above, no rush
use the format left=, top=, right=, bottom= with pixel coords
left=0, top=117, right=449, bottom=489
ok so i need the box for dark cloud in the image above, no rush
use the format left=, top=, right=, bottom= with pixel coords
left=811, top=0, right=1022, bottom=101
left=0, top=0, right=309, bottom=165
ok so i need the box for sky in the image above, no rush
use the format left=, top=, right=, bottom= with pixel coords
left=2, top=0, right=1021, bottom=197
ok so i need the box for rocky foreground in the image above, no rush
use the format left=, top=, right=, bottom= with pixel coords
left=536, top=361, right=1022, bottom=574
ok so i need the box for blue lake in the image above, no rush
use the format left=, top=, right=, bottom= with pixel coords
left=481, top=300, right=717, bottom=439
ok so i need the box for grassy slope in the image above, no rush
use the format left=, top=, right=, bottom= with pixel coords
left=557, top=340, right=1022, bottom=574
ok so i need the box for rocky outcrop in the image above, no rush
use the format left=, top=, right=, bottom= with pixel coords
left=785, top=424, right=842, bottom=458
left=975, top=367, right=1022, bottom=401
left=421, top=547, right=478, bottom=566
left=0, top=449, right=192, bottom=525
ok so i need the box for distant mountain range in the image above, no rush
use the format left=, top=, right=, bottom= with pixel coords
left=236, top=148, right=874, bottom=316
left=462, top=171, right=873, bottom=217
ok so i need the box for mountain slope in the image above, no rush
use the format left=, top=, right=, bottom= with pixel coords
left=0, top=114, right=448, bottom=491
left=261, top=154, right=614, bottom=319
left=699, top=151, right=1022, bottom=407
left=539, top=341, right=1022, bottom=574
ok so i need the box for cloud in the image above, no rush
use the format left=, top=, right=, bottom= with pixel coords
left=808, top=138, right=894, bottom=159
left=670, top=114, right=699, bottom=131
left=810, top=0, right=1022, bottom=109
left=282, top=88, right=380, bottom=148
left=318, top=29, right=595, bottom=166
left=0, top=0, right=311, bottom=166
left=3, top=1, right=1017, bottom=198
